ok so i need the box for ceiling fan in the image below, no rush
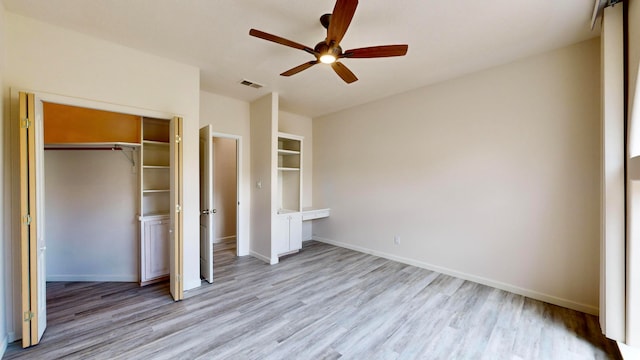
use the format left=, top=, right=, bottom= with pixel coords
left=249, top=0, right=408, bottom=84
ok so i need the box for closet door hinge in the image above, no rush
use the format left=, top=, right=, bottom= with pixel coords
left=23, top=311, right=34, bottom=322
left=176, top=274, right=181, bottom=283
left=175, top=204, right=182, bottom=213
left=175, top=135, right=181, bottom=143
left=23, top=214, right=32, bottom=225
left=20, top=118, right=31, bottom=129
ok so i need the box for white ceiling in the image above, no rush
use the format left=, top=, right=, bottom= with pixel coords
left=3, top=0, right=599, bottom=117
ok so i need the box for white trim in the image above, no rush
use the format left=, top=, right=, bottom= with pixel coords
left=249, top=250, right=274, bottom=264
left=184, top=278, right=202, bottom=291
left=618, top=341, right=640, bottom=359
left=16, top=89, right=184, bottom=119
left=46, top=275, right=138, bottom=282
left=211, top=132, right=246, bottom=257
left=601, top=3, right=626, bottom=342
left=313, top=236, right=599, bottom=316
left=0, top=334, right=7, bottom=358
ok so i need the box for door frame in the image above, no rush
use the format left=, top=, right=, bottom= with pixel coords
left=210, top=132, right=243, bottom=257
left=199, top=125, right=214, bottom=283
left=9, top=89, right=186, bottom=342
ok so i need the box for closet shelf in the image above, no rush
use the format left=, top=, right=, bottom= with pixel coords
left=278, top=167, right=300, bottom=171
left=143, top=189, right=170, bottom=193
left=143, top=165, right=170, bottom=169
left=44, top=142, right=140, bottom=150
left=278, top=149, right=300, bottom=155
left=142, top=140, right=170, bottom=146
left=138, top=212, right=170, bottom=221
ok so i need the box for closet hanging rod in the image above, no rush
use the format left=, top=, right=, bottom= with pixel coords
left=44, top=142, right=141, bottom=150
left=44, top=144, right=137, bottom=166
left=45, top=147, right=125, bottom=151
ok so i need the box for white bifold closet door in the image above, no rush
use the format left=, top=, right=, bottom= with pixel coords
left=19, top=91, right=47, bottom=348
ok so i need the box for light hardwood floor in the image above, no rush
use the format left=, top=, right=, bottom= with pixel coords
left=4, top=240, right=621, bottom=359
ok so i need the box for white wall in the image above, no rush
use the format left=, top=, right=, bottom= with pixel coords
left=0, top=1, right=6, bottom=356
left=3, top=13, right=201, bottom=341
left=249, top=93, right=278, bottom=263
left=44, top=150, right=138, bottom=281
left=199, top=91, right=251, bottom=255
left=313, top=38, right=601, bottom=314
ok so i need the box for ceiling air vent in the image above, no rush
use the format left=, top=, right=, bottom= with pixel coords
left=240, top=79, right=264, bottom=89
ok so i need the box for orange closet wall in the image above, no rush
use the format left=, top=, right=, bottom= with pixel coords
left=43, top=102, right=141, bottom=144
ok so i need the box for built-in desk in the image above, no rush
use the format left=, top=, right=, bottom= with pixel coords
left=301, top=208, right=330, bottom=241
left=301, top=208, right=330, bottom=221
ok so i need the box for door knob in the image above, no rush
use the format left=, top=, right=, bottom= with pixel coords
left=202, top=209, right=210, bottom=215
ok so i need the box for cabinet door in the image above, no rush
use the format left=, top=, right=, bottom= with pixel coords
left=289, top=213, right=302, bottom=251
left=143, top=219, right=170, bottom=281
left=273, top=214, right=290, bottom=256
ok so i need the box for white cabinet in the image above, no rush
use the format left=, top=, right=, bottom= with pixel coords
left=274, top=133, right=303, bottom=259
left=141, top=216, right=170, bottom=284
left=139, top=118, right=171, bottom=285
left=274, top=212, right=302, bottom=256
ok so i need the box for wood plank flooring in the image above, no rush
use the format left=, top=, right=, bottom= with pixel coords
left=4, top=240, right=621, bottom=359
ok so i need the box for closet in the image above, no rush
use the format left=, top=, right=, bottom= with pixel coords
left=42, top=102, right=172, bottom=285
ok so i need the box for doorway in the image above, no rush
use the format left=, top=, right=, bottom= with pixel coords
left=199, top=126, right=240, bottom=283
left=14, top=91, right=184, bottom=348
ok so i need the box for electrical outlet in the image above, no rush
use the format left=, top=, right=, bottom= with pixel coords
left=394, top=235, right=400, bottom=245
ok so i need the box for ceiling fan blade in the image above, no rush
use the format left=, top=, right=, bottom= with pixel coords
left=342, top=45, right=408, bottom=58
left=326, top=0, right=358, bottom=46
left=281, top=61, right=319, bottom=76
left=249, top=29, right=315, bottom=53
left=331, top=62, right=358, bottom=84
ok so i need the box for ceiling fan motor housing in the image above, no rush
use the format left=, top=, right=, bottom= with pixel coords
left=315, top=41, right=342, bottom=58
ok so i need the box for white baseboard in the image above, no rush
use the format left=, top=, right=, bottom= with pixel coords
left=46, top=274, right=138, bottom=282
left=313, top=236, right=599, bottom=316
left=0, top=333, right=7, bottom=359
left=8, top=331, right=16, bottom=343
left=618, top=341, right=640, bottom=359
left=249, top=250, right=272, bottom=264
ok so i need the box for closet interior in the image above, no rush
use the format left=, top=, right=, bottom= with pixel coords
left=42, top=102, right=171, bottom=286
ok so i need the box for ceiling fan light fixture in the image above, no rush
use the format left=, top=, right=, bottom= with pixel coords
left=320, top=54, right=337, bottom=64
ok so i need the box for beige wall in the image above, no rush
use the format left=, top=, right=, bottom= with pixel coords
left=44, top=150, right=139, bottom=281
left=213, top=137, right=237, bottom=241
left=313, top=38, right=601, bottom=313
left=199, top=90, right=251, bottom=255
left=250, top=93, right=278, bottom=262
left=3, top=13, right=201, bottom=341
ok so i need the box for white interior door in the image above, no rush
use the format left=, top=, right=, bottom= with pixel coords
left=199, top=125, right=214, bottom=283
left=19, top=91, right=47, bottom=347
left=34, top=95, right=47, bottom=341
